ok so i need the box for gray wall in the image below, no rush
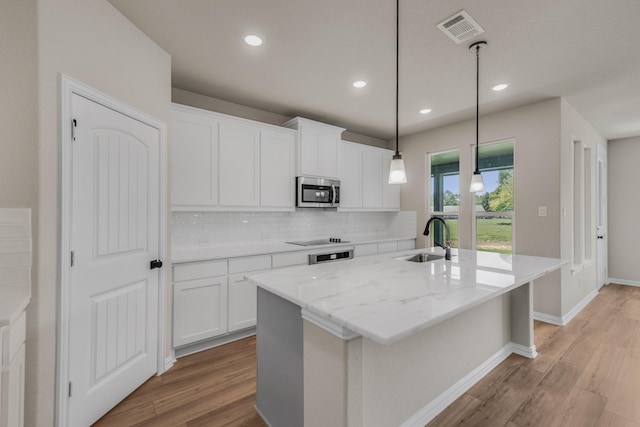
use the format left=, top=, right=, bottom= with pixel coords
left=607, top=136, right=640, bottom=283
left=399, top=99, right=563, bottom=316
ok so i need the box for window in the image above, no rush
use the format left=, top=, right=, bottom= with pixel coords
left=428, top=149, right=459, bottom=248
left=473, top=140, right=514, bottom=254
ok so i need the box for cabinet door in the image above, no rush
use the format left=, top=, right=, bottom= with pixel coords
left=228, top=273, right=265, bottom=332
left=382, top=150, right=401, bottom=209
left=173, top=277, right=228, bottom=347
left=261, top=129, right=295, bottom=208
left=299, top=126, right=322, bottom=177
left=219, top=120, right=260, bottom=207
left=171, top=111, right=218, bottom=207
left=340, top=143, right=363, bottom=208
left=320, top=134, right=340, bottom=178
left=362, top=149, right=383, bottom=208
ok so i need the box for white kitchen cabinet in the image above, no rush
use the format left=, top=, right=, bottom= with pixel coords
left=219, top=120, right=260, bottom=207
left=340, top=141, right=400, bottom=211
left=261, top=129, right=295, bottom=208
left=354, top=243, right=378, bottom=257
left=173, top=277, right=228, bottom=347
left=284, top=117, right=345, bottom=179
left=171, top=108, right=219, bottom=208
left=1, top=310, right=26, bottom=427
left=228, top=273, right=263, bottom=332
left=173, top=259, right=229, bottom=347
left=171, top=104, right=296, bottom=211
left=339, top=142, right=363, bottom=209
left=362, top=149, right=383, bottom=208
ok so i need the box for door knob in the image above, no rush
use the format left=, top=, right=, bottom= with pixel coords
left=597, top=235, right=604, bottom=239
left=150, top=260, right=163, bottom=269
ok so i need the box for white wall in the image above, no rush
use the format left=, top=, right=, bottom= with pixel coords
left=399, top=99, right=563, bottom=316
left=607, top=136, right=640, bottom=284
left=33, top=1, right=171, bottom=425
left=559, top=99, right=605, bottom=314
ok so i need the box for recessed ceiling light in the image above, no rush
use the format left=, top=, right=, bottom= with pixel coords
left=244, top=34, right=263, bottom=47
left=419, top=108, right=432, bottom=114
left=353, top=80, right=367, bottom=88
left=492, top=83, right=509, bottom=91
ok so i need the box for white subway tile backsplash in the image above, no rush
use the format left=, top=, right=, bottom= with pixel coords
left=172, top=210, right=417, bottom=247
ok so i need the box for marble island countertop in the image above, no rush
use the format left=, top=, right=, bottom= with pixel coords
left=171, top=234, right=416, bottom=263
left=248, top=248, right=567, bottom=345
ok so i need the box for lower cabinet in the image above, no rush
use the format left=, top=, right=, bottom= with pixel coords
left=173, top=276, right=228, bottom=347
left=228, top=273, right=265, bottom=333
left=1, top=310, right=26, bottom=427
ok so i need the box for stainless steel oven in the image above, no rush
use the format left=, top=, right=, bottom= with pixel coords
left=296, top=176, right=340, bottom=208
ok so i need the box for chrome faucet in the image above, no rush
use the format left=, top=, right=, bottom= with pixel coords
left=423, top=216, right=452, bottom=260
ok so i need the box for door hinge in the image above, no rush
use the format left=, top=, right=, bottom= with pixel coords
left=72, top=119, right=77, bottom=141
left=68, top=381, right=72, bottom=397
left=70, top=251, right=75, bottom=267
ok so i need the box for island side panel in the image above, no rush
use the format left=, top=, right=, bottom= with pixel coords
left=256, top=288, right=303, bottom=427
left=509, top=281, right=536, bottom=356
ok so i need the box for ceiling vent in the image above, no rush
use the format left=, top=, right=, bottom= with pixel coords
left=437, top=10, right=484, bottom=44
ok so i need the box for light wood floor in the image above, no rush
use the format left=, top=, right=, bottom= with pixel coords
left=94, top=284, right=640, bottom=427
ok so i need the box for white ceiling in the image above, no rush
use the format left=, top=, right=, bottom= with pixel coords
left=108, top=0, right=640, bottom=141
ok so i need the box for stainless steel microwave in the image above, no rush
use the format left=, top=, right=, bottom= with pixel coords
left=296, top=176, right=340, bottom=208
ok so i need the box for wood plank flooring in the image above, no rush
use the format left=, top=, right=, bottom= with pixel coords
left=94, top=284, right=640, bottom=427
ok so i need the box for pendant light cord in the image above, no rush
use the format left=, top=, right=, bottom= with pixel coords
left=395, top=0, right=399, bottom=156
left=475, top=44, right=480, bottom=173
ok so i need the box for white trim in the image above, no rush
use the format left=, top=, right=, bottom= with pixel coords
left=533, top=311, right=564, bottom=326
left=56, top=74, right=168, bottom=427
left=301, top=309, right=360, bottom=340
left=255, top=405, right=275, bottom=427
left=164, top=353, right=176, bottom=373
left=174, top=328, right=256, bottom=359
left=400, top=343, right=516, bottom=427
left=510, top=343, right=538, bottom=359
left=533, top=287, right=598, bottom=326
left=608, top=278, right=640, bottom=287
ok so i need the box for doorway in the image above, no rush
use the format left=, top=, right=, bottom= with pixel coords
left=596, top=144, right=608, bottom=288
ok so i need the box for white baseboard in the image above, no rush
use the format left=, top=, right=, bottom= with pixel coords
left=400, top=342, right=524, bottom=427
left=534, top=287, right=598, bottom=326
left=174, top=328, right=256, bottom=359
left=533, top=311, right=564, bottom=325
left=511, top=343, right=538, bottom=359
left=608, top=278, right=640, bottom=287
left=163, top=351, right=176, bottom=373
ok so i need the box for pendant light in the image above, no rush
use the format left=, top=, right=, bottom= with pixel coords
left=469, top=40, right=487, bottom=192
left=388, top=0, right=407, bottom=184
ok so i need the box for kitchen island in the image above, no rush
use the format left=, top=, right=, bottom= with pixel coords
left=248, top=248, right=566, bottom=427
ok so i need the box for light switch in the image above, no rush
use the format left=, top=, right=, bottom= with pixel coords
left=538, top=206, right=547, bottom=217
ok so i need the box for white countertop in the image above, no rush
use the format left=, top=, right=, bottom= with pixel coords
left=247, top=248, right=567, bottom=345
left=0, top=285, right=30, bottom=327
left=172, top=235, right=416, bottom=263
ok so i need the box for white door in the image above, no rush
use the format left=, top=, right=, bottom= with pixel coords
left=596, top=144, right=608, bottom=288
left=68, top=94, right=160, bottom=426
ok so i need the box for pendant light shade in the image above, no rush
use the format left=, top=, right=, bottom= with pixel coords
left=388, top=0, right=407, bottom=184
left=469, top=40, right=487, bottom=193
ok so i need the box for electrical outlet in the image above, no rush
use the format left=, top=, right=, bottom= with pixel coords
left=538, top=206, right=547, bottom=217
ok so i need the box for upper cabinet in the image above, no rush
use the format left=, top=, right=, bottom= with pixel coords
left=339, top=141, right=400, bottom=211
left=171, top=104, right=295, bottom=211
left=283, top=117, right=345, bottom=179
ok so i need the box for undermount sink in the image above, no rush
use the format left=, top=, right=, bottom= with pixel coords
left=396, top=252, right=445, bottom=263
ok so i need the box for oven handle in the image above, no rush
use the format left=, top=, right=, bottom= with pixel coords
left=331, top=184, right=336, bottom=206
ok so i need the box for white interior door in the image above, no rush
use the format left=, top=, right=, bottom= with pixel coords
left=67, top=94, right=160, bottom=426
left=596, top=144, right=608, bottom=288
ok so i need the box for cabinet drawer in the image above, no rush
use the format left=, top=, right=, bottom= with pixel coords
left=1, top=310, right=26, bottom=367
left=377, top=241, right=398, bottom=254
left=173, top=260, right=227, bottom=282
left=272, top=251, right=310, bottom=268
left=354, top=243, right=378, bottom=257
left=397, top=239, right=416, bottom=251
left=228, top=255, right=272, bottom=274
